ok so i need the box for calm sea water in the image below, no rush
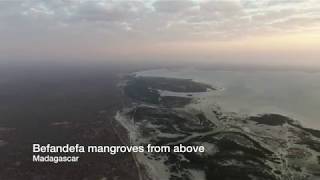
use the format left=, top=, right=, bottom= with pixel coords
left=137, top=68, right=320, bottom=129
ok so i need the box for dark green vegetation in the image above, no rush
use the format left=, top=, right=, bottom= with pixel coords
left=124, top=76, right=213, bottom=106
left=250, top=114, right=294, bottom=126
left=249, top=114, right=320, bottom=153
left=132, top=106, right=214, bottom=140
left=121, top=75, right=320, bottom=180
left=127, top=76, right=214, bottom=93
left=123, top=76, right=282, bottom=180
left=128, top=106, right=279, bottom=180
left=182, top=133, right=276, bottom=180
left=298, top=126, right=320, bottom=139
left=250, top=114, right=320, bottom=139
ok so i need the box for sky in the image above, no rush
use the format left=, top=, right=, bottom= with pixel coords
left=0, top=0, right=320, bottom=69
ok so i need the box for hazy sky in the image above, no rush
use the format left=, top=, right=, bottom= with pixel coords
left=0, top=0, right=319, bottom=68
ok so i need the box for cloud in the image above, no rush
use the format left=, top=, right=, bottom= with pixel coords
left=0, top=0, right=319, bottom=63
left=152, top=0, right=196, bottom=13
left=1, top=0, right=318, bottom=37
left=200, top=0, right=244, bottom=17
left=69, top=1, right=144, bottom=22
